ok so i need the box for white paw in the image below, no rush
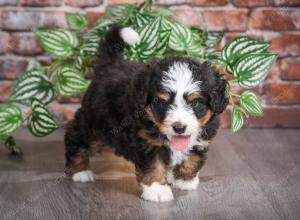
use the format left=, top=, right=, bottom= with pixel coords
left=120, top=27, right=140, bottom=45
left=141, top=182, right=174, bottom=202
left=173, top=174, right=199, bottom=190
left=72, top=170, right=95, bottom=183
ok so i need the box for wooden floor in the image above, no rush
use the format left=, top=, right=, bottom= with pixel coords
left=0, top=129, right=300, bottom=220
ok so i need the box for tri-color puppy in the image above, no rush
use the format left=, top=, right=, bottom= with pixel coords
left=65, top=26, right=228, bottom=202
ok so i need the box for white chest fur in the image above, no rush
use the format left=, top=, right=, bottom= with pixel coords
left=170, top=149, right=189, bottom=166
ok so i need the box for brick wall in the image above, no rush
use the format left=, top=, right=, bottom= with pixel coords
left=0, top=0, right=299, bottom=128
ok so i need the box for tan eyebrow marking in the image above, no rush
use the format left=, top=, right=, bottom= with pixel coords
left=187, top=93, right=201, bottom=102
left=157, top=93, right=170, bottom=102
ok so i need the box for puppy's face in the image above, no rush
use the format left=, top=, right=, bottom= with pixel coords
left=146, top=59, right=228, bottom=151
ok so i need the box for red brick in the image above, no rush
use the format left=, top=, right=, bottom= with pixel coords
left=171, top=6, right=204, bottom=28
left=249, top=8, right=300, bottom=31
left=279, top=58, right=300, bottom=81
left=0, top=57, right=29, bottom=80
left=10, top=33, right=43, bottom=56
left=50, top=102, right=79, bottom=125
left=0, top=81, right=13, bottom=103
left=64, top=0, right=103, bottom=7
left=0, top=9, right=67, bottom=31
left=156, top=0, right=186, bottom=5
left=264, top=83, right=300, bottom=105
left=20, top=0, right=62, bottom=6
left=232, top=0, right=273, bottom=7
left=188, top=0, right=228, bottom=6
left=245, top=107, right=300, bottom=128
left=203, top=9, right=248, bottom=32
left=56, top=95, right=83, bottom=104
left=0, top=31, right=10, bottom=54
left=108, top=0, right=144, bottom=4
left=223, top=32, right=264, bottom=46
left=267, top=32, right=300, bottom=57
left=86, top=11, right=104, bottom=27
left=275, top=0, right=300, bottom=6
left=221, top=107, right=300, bottom=128
left=0, top=0, right=18, bottom=5
left=265, top=61, right=280, bottom=82
left=220, top=108, right=230, bottom=128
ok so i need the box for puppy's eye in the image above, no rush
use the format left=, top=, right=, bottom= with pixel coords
left=190, top=100, right=204, bottom=108
left=157, top=98, right=168, bottom=107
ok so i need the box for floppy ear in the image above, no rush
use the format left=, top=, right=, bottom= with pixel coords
left=209, top=73, right=229, bottom=115
left=132, top=70, right=152, bottom=112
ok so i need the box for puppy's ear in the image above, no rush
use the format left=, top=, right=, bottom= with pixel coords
left=132, top=71, right=152, bottom=111
left=209, top=73, right=229, bottom=115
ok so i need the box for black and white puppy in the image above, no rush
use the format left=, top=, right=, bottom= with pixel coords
left=65, top=26, right=228, bottom=202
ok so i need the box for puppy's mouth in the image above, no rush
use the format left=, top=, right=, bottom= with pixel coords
left=170, top=135, right=191, bottom=152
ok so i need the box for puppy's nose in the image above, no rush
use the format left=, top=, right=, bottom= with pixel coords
left=172, top=121, right=186, bottom=134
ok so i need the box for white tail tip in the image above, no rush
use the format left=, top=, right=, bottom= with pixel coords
left=120, top=27, right=140, bottom=45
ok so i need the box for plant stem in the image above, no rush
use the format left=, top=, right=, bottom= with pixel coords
left=229, top=91, right=241, bottom=98
left=23, top=111, right=32, bottom=124
left=229, top=79, right=238, bottom=84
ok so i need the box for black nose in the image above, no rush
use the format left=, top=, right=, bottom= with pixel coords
left=172, top=122, right=186, bottom=134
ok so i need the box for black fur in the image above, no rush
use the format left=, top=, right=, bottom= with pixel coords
left=65, top=26, right=228, bottom=178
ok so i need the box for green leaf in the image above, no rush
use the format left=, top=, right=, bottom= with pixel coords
left=156, top=29, right=171, bottom=56
left=203, top=30, right=222, bottom=48
left=151, top=7, right=176, bottom=17
left=186, top=31, right=204, bottom=56
left=65, top=13, right=88, bottom=31
left=233, top=53, right=277, bottom=88
left=131, top=16, right=162, bottom=61
left=221, top=37, right=270, bottom=73
left=105, top=4, right=137, bottom=23
left=131, top=12, right=153, bottom=31
left=0, top=103, right=23, bottom=139
left=10, top=70, right=55, bottom=105
left=231, top=106, right=244, bottom=133
left=79, top=30, right=101, bottom=56
left=34, top=29, right=79, bottom=58
left=161, top=18, right=193, bottom=52
left=28, top=99, right=58, bottom=137
left=55, top=65, right=89, bottom=96
left=3, top=136, right=22, bottom=155
left=27, top=59, right=42, bottom=71
left=240, top=91, right=264, bottom=117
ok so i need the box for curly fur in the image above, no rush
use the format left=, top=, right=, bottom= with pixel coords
left=65, top=26, right=228, bottom=201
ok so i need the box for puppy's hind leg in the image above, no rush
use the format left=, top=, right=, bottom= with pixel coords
left=65, top=109, right=95, bottom=182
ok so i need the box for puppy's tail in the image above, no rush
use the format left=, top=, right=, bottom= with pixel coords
left=95, top=26, right=140, bottom=67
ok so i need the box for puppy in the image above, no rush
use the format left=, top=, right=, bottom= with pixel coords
left=65, top=26, right=228, bottom=202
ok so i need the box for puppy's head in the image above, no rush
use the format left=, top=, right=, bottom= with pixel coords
left=144, top=57, right=228, bottom=151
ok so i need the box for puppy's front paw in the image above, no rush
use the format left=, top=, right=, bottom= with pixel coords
left=141, top=182, right=174, bottom=202
left=72, top=170, right=95, bottom=183
left=173, top=175, right=199, bottom=190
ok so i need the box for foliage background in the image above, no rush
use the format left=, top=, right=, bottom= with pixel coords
left=0, top=0, right=299, bottom=129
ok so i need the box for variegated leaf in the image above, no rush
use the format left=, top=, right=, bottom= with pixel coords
left=234, top=53, right=277, bottom=88
left=221, top=37, right=270, bottom=73
left=34, top=29, right=79, bottom=58
left=28, top=98, right=58, bottom=137
left=240, top=91, right=264, bottom=117
left=161, top=18, right=193, bottom=52
left=10, top=70, right=55, bottom=105
left=131, top=16, right=161, bottom=61
left=65, top=13, right=88, bottom=31
left=55, top=65, right=89, bottom=96
left=0, top=103, right=23, bottom=138
left=231, top=106, right=244, bottom=133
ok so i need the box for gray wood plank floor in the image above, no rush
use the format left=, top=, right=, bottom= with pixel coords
left=0, top=129, right=299, bottom=220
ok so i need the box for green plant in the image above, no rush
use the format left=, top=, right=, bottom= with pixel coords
left=0, top=0, right=277, bottom=154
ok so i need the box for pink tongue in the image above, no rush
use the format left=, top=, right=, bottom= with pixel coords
left=171, top=135, right=190, bottom=151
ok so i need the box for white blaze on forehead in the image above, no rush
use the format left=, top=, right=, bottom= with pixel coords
left=162, top=62, right=201, bottom=94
